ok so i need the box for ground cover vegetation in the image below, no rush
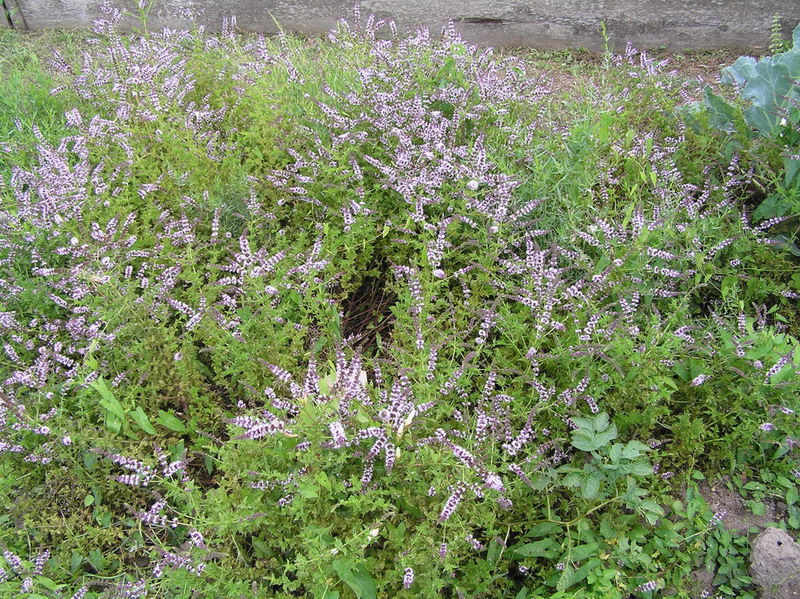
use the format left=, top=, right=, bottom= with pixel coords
left=1, top=4, right=799, bottom=597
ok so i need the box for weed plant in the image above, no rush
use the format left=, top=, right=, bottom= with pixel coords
left=0, top=5, right=799, bottom=598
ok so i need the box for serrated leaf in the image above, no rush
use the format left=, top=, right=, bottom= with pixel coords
left=69, top=552, right=83, bottom=573
left=92, top=378, right=125, bottom=420
left=556, top=564, right=577, bottom=591
left=592, top=424, right=618, bottom=448
left=621, top=441, right=650, bottom=459
left=753, top=192, right=794, bottom=222
left=35, top=576, right=62, bottom=591
left=511, top=538, right=558, bottom=558
left=318, top=370, right=337, bottom=395
left=106, top=414, right=122, bottom=434
left=525, top=522, right=563, bottom=538
left=785, top=157, right=800, bottom=187
left=486, top=539, right=502, bottom=563
left=156, top=410, right=186, bottom=433
left=569, top=542, right=599, bottom=561
left=332, top=561, right=376, bottom=599
left=570, top=416, right=594, bottom=431
left=571, top=430, right=603, bottom=452
left=744, top=481, right=767, bottom=491
left=630, top=462, right=654, bottom=476
left=131, top=407, right=157, bottom=435
left=640, top=500, right=665, bottom=516
left=581, top=474, right=601, bottom=499
left=251, top=538, right=270, bottom=558
left=594, top=412, right=610, bottom=431
left=298, top=484, right=319, bottom=499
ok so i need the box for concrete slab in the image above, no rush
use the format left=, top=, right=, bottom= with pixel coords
left=9, top=0, right=800, bottom=51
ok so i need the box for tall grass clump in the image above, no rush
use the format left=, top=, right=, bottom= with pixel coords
left=1, top=5, right=798, bottom=598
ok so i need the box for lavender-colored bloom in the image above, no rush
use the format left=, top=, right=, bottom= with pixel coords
left=2, top=551, right=22, bottom=573
left=765, top=352, right=793, bottom=383
left=709, top=510, right=727, bottom=526
left=329, top=421, right=348, bottom=448
left=69, top=588, right=89, bottom=599
left=634, top=580, right=659, bottom=593
left=466, top=533, right=485, bottom=551
left=438, top=484, right=465, bottom=523
left=403, top=567, right=414, bottom=589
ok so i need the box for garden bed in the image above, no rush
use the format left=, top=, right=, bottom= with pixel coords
left=1, top=7, right=799, bottom=598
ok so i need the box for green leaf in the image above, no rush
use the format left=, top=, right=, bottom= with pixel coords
left=92, top=378, right=125, bottom=420
left=106, top=414, right=122, bottom=435
left=571, top=433, right=601, bottom=452
left=594, top=413, right=610, bottom=431
left=787, top=156, right=800, bottom=187
left=629, top=462, right=654, bottom=476
left=570, top=416, right=594, bottom=431
left=298, top=484, right=319, bottom=499
left=156, top=410, right=186, bottom=433
left=621, top=441, right=650, bottom=459
left=744, top=481, right=767, bottom=491
left=34, top=576, right=61, bottom=591
left=252, top=538, right=271, bottom=558
left=130, top=407, right=157, bottom=435
left=486, top=539, right=503, bottom=563
left=525, top=522, right=563, bottom=538
left=556, top=564, right=577, bottom=591
left=569, top=542, right=599, bottom=561
left=581, top=474, right=602, bottom=499
left=721, top=44, right=800, bottom=138
left=87, top=549, right=105, bottom=573
left=69, top=552, right=83, bottom=573
left=511, top=538, right=559, bottom=558
left=753, top=192, right=796, bottom=222
left=320, top=591, right=340, bottom=599
left=332, top=561, right=376, bottom=599
left=83, top=494, right=94, bottom=506
left=640, top=500, right=665, bottom=518
left=593, top=424, right=618, bottom=448
left=701, top=86, right=738, bottom=133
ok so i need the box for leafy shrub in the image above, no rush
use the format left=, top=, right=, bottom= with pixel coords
left=1, top=7, right=798, bottom=599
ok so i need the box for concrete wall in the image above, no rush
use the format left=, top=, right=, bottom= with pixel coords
left=2, top=0, right=18, bottom=27
left=6, top=0, right=800, bottom=51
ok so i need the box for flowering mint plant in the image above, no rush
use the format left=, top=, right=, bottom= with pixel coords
left=1, top=5, right=799, bottom=599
